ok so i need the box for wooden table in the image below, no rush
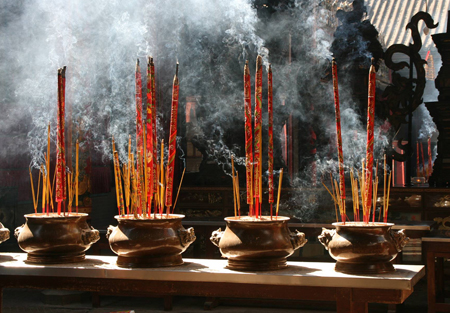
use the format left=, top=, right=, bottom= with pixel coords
left=0, top=253, right=424, bottom=313
left=422, top=235, right=450, bottom=313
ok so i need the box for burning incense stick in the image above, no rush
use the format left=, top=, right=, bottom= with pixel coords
left=268, top=64, right=274, bottom=218
left=332, top=59, right=346, bottom=222
left=113, top=151, right=125, bottom=216
left=136, top=59, right=144, bottom=160
left=254, top=55, right=263, bottom=217
left=172, top=167, right=186, bottom=213
left=236, top=171, right=241, bottom=217
left=29, top=168, right=37, bottom=213
left=243, top=60, right=254, bottom=216
left=56, top=67, right=67, bottom=215
left=146, top=57, right=154, bottom=214
left=149, top=58, right=158, bottom=197
left=165, top=63, right=179, bottom=210
left=276, top=168, right=283, bottom=219
left=364, top=59, right=376, bottom=223
left=231, top=155, right=237, bottom=217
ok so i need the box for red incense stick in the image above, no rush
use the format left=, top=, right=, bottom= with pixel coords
left=244, top=61, right=254, bottom=216
left=165, top=63, right=179, bottom=210
left=364, top=60, right=376, bottom=223
left=146, top=57, right=154, bottom=215
left=332, top=58, right=346, bottom=223
left=268, top=64, right=274, bottom=219
left=254, top=56, right=263, bottom=218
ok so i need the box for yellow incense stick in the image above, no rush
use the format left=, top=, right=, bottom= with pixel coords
left=36, top=170, right=41, bottom=213
left=322, top=181, right=338, bottom=204
left=143, top=126, right=148, bottom=215
left=112, top=152, right=120, bottom=212
left=41, top=165, right=46, bottom=213
left=172, top=167, right=186, bottom=213
left=29, top=168, right=36, bottom=213
left=276, top=168, right=283, bottom=218
left=160, top=140, right=165, bottom=214
left=236, top=171, right=241, bottom=216
left=130, top=153, right=137, bottom=218
left=231, top=155, right=236, bottom=217
left=330, top=174, right=338, bottom=222
left=67, top=172, right=72, bottom=213
left=385, top=171, right=392, bottom=220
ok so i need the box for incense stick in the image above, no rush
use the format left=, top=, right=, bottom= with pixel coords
left=231, top=155, right=237, bottom=217
left=75, top=140, right=79, bottom=213
left=276, top=168, right=283, bottom=219
left=172, top=167, right=186, bottom=213
left=236, top=171, right=241, bottom=217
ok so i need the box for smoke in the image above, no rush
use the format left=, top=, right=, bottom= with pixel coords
left=416, top=103, right=437, bottom=140
left=0, top=0, right=391, bottom=221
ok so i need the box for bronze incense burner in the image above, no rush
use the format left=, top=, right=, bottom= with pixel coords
left=15, top=213, right=100, bottom=264
left=210, top=216, right=307, bottom=271
left=0, top=222, right=10, bottom=244
left=107, top=214, right=196, bottom=268
left=319, top=222, right=409, bottom=274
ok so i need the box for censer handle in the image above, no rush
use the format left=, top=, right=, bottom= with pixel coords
left=82, top=227, right=100, bottom=246
left=210, top=228, right=224, bottom=247
left=106, top=225, right=116, bottom=240
left=318, top=228, right=336, bottom=251
left=178, top=227, right=196, bottom=247
left=14, top=225, right=24, bottom=240
left=0, top=225, right=10, bottom=244
left=290, top=230, right=307, bottom=250
left=390, top=229, right=409, bottom=252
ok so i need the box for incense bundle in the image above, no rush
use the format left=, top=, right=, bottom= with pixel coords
left=332, top=58, right=346, bottom=222
left=253, top=56, right=263, bottom=217
left=56, top=67, right=67, bottom=214
left=364, top=60, right=376, bottom=223
left=243, top=61, right=254, bottom=215
left=268, top=64, right=274, bottom=218
left=165, top=63, right=179, bottom=209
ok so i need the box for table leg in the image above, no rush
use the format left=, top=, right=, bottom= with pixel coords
left=0, top=287, right=3, bottom=313
left=91, top=292, right=100, bottom=308
left=436, top=257, right=444, bottom=303
left=427, top=252, right=436, bottom=313
left=163, top=295, right=173, bottom=311
left=336, top=288, right=368, bottom=313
